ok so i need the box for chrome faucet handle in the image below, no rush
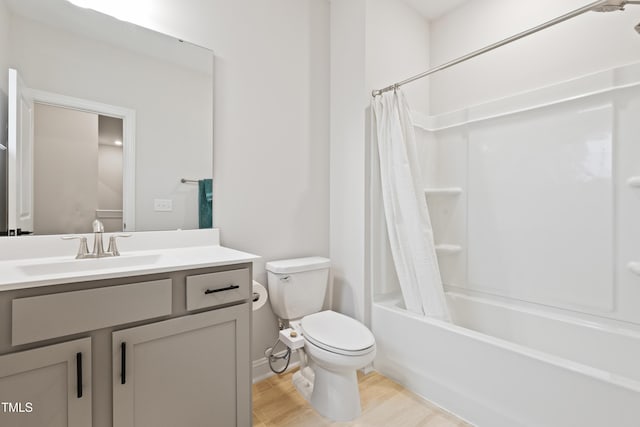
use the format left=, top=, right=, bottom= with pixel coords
left=61, top=236, right=90, bottom=259
left=92, top=219, right=105, bottom=233
left=107, top=234, right=132, bottom=256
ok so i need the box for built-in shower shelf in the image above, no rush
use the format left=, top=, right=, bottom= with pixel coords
left=627, top=177, right=640, bottom=188
left=435, top=244, right=462, bottom=255
left=628, top=261, right=640, bottom=276
left=424, top=187, right=463, bottom=197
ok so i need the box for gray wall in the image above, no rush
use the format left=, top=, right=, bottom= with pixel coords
left=97, top=144, right=123, bottom=233
left=124, top=0, right=331, bottom=363
left=0, top=0, right=8, bottom=94
left=33, top=103, right=99, bottom=234
left=3, top=0, right=330, bottom=367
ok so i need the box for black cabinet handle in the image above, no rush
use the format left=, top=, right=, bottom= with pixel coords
left=204, top=284, right=239, bottom=295
left=121, top=342, right=126, bottom=385
left=76, top=352, right=83, bottom=399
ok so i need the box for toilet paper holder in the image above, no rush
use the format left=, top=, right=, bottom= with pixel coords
left=252, top=280, right=268, bottom=311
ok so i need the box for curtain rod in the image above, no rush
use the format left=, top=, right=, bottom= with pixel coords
left=371, top=0, right=613, bottom=97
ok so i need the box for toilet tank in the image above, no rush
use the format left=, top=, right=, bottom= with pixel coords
left=266, top=257, right=331, bottom=321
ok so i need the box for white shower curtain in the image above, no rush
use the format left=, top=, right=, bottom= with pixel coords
left=373, top=90, right=450, bottom=321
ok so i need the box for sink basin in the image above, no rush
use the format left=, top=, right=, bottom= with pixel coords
left=19, top=254, right=162, bottom=276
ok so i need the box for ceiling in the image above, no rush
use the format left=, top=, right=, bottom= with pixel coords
left=402, top=0, right=471, bottom=20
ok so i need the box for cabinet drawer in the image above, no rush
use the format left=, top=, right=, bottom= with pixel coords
left=186, top=268, right=250, bottom=311
left=12, top=279, right=172, bottom=345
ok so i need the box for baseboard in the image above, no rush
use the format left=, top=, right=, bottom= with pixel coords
left=252, top=351, right=300, bottom=384
left=360, top=363, right=375, bottom=375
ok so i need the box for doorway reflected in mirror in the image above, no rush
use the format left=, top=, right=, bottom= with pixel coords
left=33, top=103, right=123, bottom=235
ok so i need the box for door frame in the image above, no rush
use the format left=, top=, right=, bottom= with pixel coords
left=27, top=89, right=136, bottom=232
left=7, top=68, right=34, bottom=235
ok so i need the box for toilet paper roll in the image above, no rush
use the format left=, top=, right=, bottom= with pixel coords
left=252, top=280, right=268, bottom=311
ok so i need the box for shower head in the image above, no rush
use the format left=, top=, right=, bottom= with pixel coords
left=591, top=1, right=640, bottom=34
left=591, top=0, right=640, bottom=12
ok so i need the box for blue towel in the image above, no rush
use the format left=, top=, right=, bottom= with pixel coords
left=198, top=179, right=213, bottom=228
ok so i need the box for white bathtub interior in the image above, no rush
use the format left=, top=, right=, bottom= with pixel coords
left=370, top=62, right=640, bottom=426
left=385, top=291, right=640, bottom=385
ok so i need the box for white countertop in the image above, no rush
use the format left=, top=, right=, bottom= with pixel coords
left=0, top=245, right=259, bottom=292
left=0, top=229, right=260, bottom=292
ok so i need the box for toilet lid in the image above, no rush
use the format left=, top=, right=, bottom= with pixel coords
left=301, top=311, right=375, bottom=356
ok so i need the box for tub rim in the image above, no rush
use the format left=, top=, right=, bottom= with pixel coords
left=373, top=297, right=640, bottom=393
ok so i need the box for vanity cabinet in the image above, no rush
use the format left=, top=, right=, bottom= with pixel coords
left=0, top=262, right=253, bottom=427
left=112, top=303, right=250, bottom=427
left=0, top=337, right=92, bottom=427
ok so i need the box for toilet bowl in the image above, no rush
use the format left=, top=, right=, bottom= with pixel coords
left=300, top=310, right=376, bottom=421
left=265, top=257, right=376, bottom=422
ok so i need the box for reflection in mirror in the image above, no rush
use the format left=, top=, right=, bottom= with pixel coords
left=0, top=92, right=6, bottom=236
left=0, top=0, right=214, bottom=236
left=33, top=104, right=124, bottom=235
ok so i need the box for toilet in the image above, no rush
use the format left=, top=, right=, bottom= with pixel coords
left=266, top=257, right=376, bottom=422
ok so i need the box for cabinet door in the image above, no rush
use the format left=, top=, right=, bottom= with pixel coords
left=113, top=303, right=251, bottom=427
left=0, top=337, right=92, bottom=427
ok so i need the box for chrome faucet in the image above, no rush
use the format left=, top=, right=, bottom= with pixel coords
left=91, top=219, right=107, bottom=258
left=62, top=220, right=131, bottom=259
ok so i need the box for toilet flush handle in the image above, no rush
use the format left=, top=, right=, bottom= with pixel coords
left=280, top=275, right=291, bottom=281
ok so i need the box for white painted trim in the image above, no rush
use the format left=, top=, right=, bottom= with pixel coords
left=7, top=69, right=17, bottom=233
left=25, top=88, right=136, bottom=231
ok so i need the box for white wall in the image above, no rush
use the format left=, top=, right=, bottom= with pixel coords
left=9, top=13, right=212, bottom=232
left=365, top=0, right=430, bottom=115
left=78, top=0, right=331, bottom=364
left=430, top=0, right=640, bottom=113
left=330, top=0, right=430, bottom=323
left=330, top=0, right=367, bottom=322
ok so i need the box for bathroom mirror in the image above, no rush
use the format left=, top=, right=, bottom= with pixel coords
left=0, top=0, right=213, bottom=236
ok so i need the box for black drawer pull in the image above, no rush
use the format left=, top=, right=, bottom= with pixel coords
left=204, top=284, right=239, bottom=295
left=76, top=352, right=83, bottom=399
left=121, top=342, right=126, bottom=385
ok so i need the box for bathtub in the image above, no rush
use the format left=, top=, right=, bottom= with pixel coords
left=371, top=292, right=640, bottom=427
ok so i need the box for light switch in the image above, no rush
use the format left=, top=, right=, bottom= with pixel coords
left=154, top=199, right=173, bottom=212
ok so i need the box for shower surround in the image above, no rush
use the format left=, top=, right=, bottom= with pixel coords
left=370, top=63, right=640, bottom=426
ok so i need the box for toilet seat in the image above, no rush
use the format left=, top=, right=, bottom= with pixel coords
left=301, top=311, right=375, bottom=357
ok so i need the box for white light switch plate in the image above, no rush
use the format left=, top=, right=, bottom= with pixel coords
left=154, top=199, right=173, bottom=212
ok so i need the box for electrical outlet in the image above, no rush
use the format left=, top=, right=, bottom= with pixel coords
left=154, top=199, right=173, bottom=212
